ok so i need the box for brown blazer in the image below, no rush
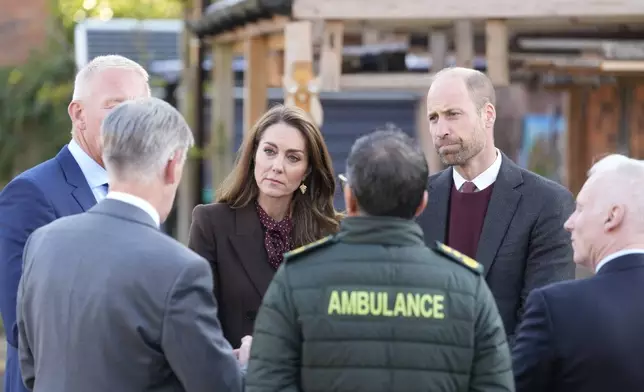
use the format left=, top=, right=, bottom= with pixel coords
left=188, top=202, right=276, bottom=348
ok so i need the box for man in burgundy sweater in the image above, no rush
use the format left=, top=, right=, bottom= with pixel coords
left=417, top=67, right=575, bottom=344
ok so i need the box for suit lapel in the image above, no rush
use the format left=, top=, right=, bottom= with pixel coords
left=229, top=204, right=274, bottom=297
left=423, top=168, right=452, bottom=243
left=55, top=145, right=96, bottom=211
left=475, top=154, right=523, bottom=276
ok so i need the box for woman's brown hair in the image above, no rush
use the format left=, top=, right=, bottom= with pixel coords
left=216, top=104, right=342, bottom=247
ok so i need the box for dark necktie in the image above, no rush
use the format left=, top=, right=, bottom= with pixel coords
left=461, top=181, right=477, bottom=193
left=102, top=183, right=109, bottom=194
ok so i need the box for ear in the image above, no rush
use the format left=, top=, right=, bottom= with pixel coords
left=68, top=101, right=85, bottom=131
left=163, top=150, right=184, bottom=186
left=343, top=184, right=359, bottom=217
left=414, top=190, right=429, bottom=217
left=604, top=204, right=625, bottom=232
left=483, top=102, right=496, bottom=129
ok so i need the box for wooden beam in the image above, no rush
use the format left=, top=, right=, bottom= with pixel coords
left=267, top=50, right=283, bottom=87
left=415, top=93, right=443, bottom=174
left=454, top=20, right=474, bottom=68
left=430, top=29, right=448, bottom=72
left=320, top=21, right=344, bottom=91
left=231, top=33, right=284, bottom=54
left=339, top=73, right=434, bottom=90
left=212, top=16, right=290, bottom=43
left=284, top=21, right=313, bottom=84
left=244, top=36, right=268, bottom=133
left=485, top=20, right=510, bottom=86
left=211, top=43, right=235, bottom=198
left=292, top=0, right=644, bottom=19
left=521, top=57, right=644, bottom=75
left=176, top=0, right=203, bottom=244
left=628, top=81, right=644, bottom=159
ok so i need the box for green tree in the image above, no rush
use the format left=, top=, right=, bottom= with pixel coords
left=0, top=0, right=183, bottom=186
left=58, top=0, right=184, bottom=40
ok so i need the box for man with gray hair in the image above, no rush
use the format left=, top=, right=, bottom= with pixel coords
left=16, top=97, right=247, bottom=392
left=245, top=128, right=513, bottom=392
left=513, top=154, right=644, bottom=392
left=0, top=54, right=150, bottom=392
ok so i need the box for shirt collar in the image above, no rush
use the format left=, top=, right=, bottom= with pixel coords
left=595, top=249, right=644, bottom=273
left=67, top=139, right=108, bottom=189
left=105, top=191, right=161, bottom=228
left=452, top=148, right=502, bottom=191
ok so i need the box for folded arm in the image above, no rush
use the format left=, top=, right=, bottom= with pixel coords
left=162, top=258, right=243, bottom=392
left=246, top=265, right=301, bottom=392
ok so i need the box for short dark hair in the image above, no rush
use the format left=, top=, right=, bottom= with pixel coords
left=345, top=128, right=428, bottom=219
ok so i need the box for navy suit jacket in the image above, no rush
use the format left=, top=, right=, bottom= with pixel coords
left=0, top=145, right=96, bottom=392
left=512, top=253, right=644, bottom=392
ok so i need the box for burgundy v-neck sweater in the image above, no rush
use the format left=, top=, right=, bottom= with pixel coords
left=446, top=183, right=495, bottom=259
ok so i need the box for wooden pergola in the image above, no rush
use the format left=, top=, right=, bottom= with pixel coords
left=173, top=0, right=644, bottom=244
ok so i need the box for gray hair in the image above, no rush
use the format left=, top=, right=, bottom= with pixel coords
left=101, top=97, right=194, bottom=183
left=345, top=127, right=428, bottom=219
left=73, top=55, right=151, bottom=100
left=586, top=154, right=644, bottom=227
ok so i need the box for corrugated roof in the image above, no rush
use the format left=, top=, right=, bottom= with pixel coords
left=185, top=0, right=293, bottom=37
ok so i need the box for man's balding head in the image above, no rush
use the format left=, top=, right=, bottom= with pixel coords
left=565, top=154, right=644, bottom=270
left=431, top=67, right=496, bottom=111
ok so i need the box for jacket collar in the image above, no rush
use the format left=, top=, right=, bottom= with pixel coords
left=596, top=253, right=644, bottom=275
left=88, top=198, right=158, bottom=230
left=339, top=216, right=426, bottom=247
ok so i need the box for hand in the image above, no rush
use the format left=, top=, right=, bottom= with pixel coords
left=236, top=335, right=253, bottom=366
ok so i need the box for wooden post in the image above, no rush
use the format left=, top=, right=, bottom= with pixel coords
left=416, top=93, right=443, bottom=174
left=211, top=43, right=235, bottom=200
left=454, top=20, right=474, bottom=68
left=244, top=36, right=268, bottom=133
left=175, top=1, right=202, bottom=244
left=283, top=21, right=323, bottom=125
left=320, top=21, right=344, bottom=91
left=430, top=29, right=448, bottom=72
left=485, top=19, right=509, bottom=86
left=267, top=51, right=283, bottom=87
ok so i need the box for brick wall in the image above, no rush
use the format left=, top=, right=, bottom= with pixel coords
left=0, top=0, right=49, bottom=67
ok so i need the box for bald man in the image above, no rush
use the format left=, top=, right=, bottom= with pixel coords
left=512, top=154, right=644, bottom=392
left=417, top=67, right=575, bottom=343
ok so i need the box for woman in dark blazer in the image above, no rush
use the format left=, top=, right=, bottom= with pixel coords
left=189, top=104, right=342, bottom=347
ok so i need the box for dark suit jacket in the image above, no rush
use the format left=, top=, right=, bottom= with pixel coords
left=17, top=199, right=243, bottom=392
left=416, top=153, right=575, bottom=340
left=0, top=145, right=97, bottom=392
left=189, top=202, right=276, bottom=348
left=512, top=253, right=644, bottom=392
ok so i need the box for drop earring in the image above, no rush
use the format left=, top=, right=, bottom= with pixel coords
left=299, top=184, right=307, bottom=194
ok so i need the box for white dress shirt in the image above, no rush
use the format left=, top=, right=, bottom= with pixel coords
left=67, top=139, right=108, bottom=202
left=452, top=149, right=503, bottom=192
left=106, top=191, right=161, bottom=228
left=595, top=249, right=644, bottom=273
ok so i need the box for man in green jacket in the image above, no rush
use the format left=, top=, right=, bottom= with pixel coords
left=245, top=128, right=514, bottom=392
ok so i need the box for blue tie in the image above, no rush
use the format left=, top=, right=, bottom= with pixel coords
left=102, top=183, right=109, bottom=194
